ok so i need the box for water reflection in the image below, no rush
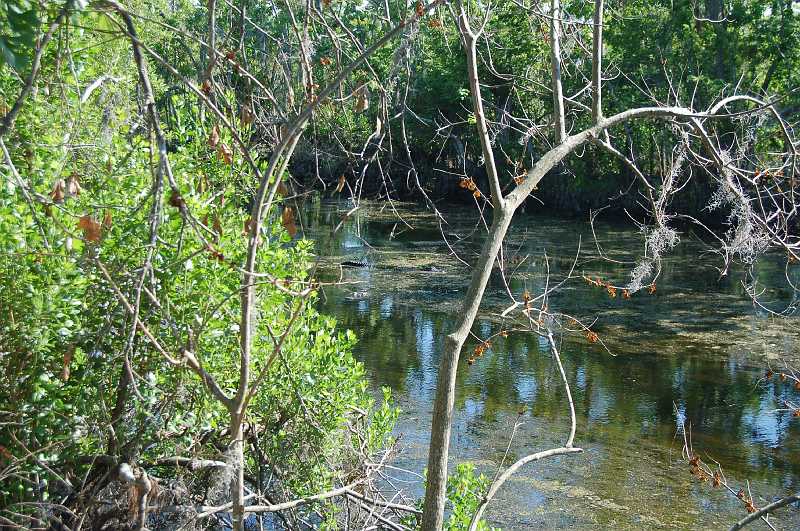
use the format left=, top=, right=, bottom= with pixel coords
left=306, top=199, right=800, bottom=528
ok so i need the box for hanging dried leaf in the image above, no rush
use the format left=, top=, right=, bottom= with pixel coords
left=240, top=105, right=254, bottom=126
left=66, top=174, right=81, bottom=197
left=206, top=245, right=225, bottom=262
left=216, top=143, right=233, bottom=165
left=277, top=181, right=289, bottom=197
left=281, top=207, right=294, bottom=225
left=102, top=210, right=113, bottom=229
left=61, top=346, right=74, bottom=381
left=354, top=85, right=369, bottom=113
left=208, top=125, right=220, bottom=148
left=169, top=190, right=185, bottom=210
left=213, top=215, right=223, bottom=236
left=243, top=217, right=254, bottom=235
left=281, top=207, right=297, bottom=238
left=77, top=215, right=102, bottom=242
left=50, top=179, right=65, bottom=203
left=335, top=174, right=346, bottom=193
left=416, top=0, right=424, bottom=17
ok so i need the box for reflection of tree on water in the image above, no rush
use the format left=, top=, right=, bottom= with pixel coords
left=310, top=200, right=800, bottom=528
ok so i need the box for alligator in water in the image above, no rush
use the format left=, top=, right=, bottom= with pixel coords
left=340, top=259, right=442, bottom=273
left=341, top=259, right=370, bottom=268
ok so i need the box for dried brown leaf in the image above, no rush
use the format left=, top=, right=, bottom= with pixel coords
left=208, top=125, right=220, bottom=148
left=282, top=207, right=297, bottom=238
left=169, top=190, right=185, bottom=210
left=240, top=105, right=254, bottom=126
left=354, top=85, right=369, bottom=113
left=50, top=179, right=65, bottom=203
left=77, top=215, right=101, bottom=242
left=62, top=347, right=74, bottom=381
left=66, top=174, right=81, bottom=197
left=216, top=143, right=233, bottom=165
left=277, top=181, right=289, bottom=197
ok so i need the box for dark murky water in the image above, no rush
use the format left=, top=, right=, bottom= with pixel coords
left=304, top=198, right=800, bottom=529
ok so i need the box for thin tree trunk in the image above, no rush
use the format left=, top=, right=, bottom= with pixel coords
left=458, top=11, right=504, bottom=205
left=591, top=0, right=604, bottom=122
left=705, top=0, right=730, bottom=81
left=421, top=208, right=513, bottom=531
left=420, top=104, right=714, bottom=531
left=421, top=8, right=510, bottom=525
left=230, top=415, right=246, bottom=531
left=550, top=0, right=566, bottom=143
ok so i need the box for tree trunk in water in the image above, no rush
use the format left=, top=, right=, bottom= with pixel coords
left=421, top=208, right=514, bottom=530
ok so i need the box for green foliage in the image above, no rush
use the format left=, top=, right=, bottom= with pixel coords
left=0, top=2, right=396, bottom=520
left=0, top=0, right=40, bottom=70
left=402, top=463, right=495, bottom=530
left=444, top=463, right=496, bottom=531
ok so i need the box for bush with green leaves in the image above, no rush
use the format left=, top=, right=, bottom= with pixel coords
left=0, top=3, right=396, bottom=526
left=401, top=463, right=495, bottom=530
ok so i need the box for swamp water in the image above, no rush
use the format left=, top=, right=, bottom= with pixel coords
left=304, top=199, right=800, bottom=529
